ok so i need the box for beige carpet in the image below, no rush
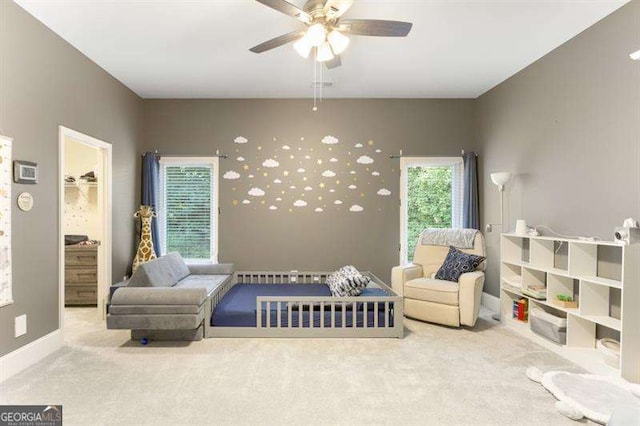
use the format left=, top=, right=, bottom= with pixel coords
left=0, top=308, right=586, bottom=425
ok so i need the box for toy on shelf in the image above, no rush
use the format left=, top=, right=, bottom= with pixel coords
left=553, top=294, right=578, bottom=309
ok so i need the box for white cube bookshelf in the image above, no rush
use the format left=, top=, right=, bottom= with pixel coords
left=500, top=233, right=640, bottom=383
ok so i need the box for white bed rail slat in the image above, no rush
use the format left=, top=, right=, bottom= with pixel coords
left=225, top=271, right=403, bottom=338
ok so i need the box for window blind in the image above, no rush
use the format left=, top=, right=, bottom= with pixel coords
left=160, top=163, right=213, bottom=261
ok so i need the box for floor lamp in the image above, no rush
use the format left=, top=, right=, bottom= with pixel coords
left=490, top=172, right=512, bottom=321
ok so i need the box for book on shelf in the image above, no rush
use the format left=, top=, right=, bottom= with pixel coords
left=513, top=298, right=528, bottom=322
left=522, top=284, right=547, bottom=300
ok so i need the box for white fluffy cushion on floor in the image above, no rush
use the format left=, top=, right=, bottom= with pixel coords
left=527, top=367, right=640, bottom=424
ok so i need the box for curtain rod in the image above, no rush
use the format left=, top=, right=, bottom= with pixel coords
left=143, top=150, right=228, bottom=159
left=389, top=149, right=477, bottom=159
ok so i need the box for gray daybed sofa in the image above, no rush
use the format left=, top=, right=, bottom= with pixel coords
left=107, top=252, right=234, bottom=341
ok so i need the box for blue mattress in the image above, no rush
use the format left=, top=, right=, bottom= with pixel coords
left=211, top=284, right=393, bottom=328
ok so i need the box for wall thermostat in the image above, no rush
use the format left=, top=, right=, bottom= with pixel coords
left=13, top=160, right=38, bottom=184
left=17, top=192, right=34, bottom=211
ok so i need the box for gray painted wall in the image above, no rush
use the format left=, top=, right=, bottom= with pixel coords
left=2, top=0, right=636, bottom=360
left=0, top=1, right=141, bottom=356
left=143, top=99, right=476, bottom=282
left=477, top=1, right=640, bottom=297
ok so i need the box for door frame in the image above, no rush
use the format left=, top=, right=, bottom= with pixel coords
left=58, top=126, right=112, bottom=326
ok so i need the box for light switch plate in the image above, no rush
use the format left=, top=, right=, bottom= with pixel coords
left=15, top=314, right=27, bottom=337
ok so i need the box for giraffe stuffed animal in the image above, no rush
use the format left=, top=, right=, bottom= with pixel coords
left=132, top=205, right=157, bottom=273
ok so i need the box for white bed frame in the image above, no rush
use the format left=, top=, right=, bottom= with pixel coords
left=205, top=271, right=403, bottom=339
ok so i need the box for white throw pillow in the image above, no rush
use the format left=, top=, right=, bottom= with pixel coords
left=326, top=265, right=370, bottom=297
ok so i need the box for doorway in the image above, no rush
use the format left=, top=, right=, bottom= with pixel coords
left=58, top=126, right=112, bottom=326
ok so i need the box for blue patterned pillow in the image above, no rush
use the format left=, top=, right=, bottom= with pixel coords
left=435, top=246, right=485, bottom=282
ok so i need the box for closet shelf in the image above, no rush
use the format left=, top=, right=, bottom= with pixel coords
left=65, top=182, right=98, bottom=188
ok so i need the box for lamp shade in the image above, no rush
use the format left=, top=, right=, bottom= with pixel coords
left=294, top=38, right=312, bottom=58
left=328, top=30, right=349, bottom=55
left=316, top=41, right=334, bottom=62
left=491, top=172, right=512, bottom=188
left=306, top=23, right=327, bottom=47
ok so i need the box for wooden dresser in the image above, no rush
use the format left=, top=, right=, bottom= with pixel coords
left=65, top=243, right=99, bottom=306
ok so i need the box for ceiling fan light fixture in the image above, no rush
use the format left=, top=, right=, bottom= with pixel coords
left=294, top=37, right=312, bottom=58
left=316, top=41, right=334, bottom=62
left=327, top=30, right=349, bottom=55
left=306, top=23, right=328, bottom=47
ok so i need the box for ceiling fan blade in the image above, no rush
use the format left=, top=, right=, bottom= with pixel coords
left=255, top=0, right=312, bottom=23
left=339, top=19, right=413, bottom=37
left=324, top=0, right=354, bottom=19
left=249, top=30, right=304, bottom=53
left=325, top=55, right=342, bottom=69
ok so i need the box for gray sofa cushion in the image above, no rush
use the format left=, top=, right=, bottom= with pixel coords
left=188, top=263, right=235, bottom=275
left=106, top=310, right=205, bottom=330
left=174, top=274, right=230, bottom=294
left=128, top=252, right=191, bottom=287
left=111, top=287, right=207, bottom=306
left=109, top=305, right=202, bottom=315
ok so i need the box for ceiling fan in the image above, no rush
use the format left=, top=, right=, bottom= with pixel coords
left=250, top=0, right=413, bottom=69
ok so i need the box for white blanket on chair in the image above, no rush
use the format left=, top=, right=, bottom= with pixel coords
left=419, top=228, right=478, bottom=249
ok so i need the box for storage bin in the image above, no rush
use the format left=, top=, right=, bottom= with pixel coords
left=530, top=307, right=567, bottom=344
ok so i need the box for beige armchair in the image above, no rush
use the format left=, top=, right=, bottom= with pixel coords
left=392, top=232, right=486, bottom=327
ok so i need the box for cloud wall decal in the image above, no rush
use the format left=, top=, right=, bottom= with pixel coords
left=248, top=187, right=265, bottom=197
left=356, top=155, right=374, bottom=164
left=315, top=208, right=323, bottom=212
left=234, top=136, right=248, bottom=144
left=262, top=159, right=280, bottom=168
left=354, top=143, right=363, bottom=148
left=273, top=179, right=282, bottom=184
left=329, top=158, right=338, bottom=163
left=322, top=135, right=339, bottom=145
left=322, top=170, right=336, bottom=178
left=269, top=205, right=278, bottom=211
left=377, top=188, right=391, bottom=196
left=334, top=200, right=343, bottom=205
left=348, top=185, right=357, bottom=189
left=282, top=145, right=291, bottom=150
left=372, top=171, right=380, bottom=176
left=349, top=205, right=364, bottom=212
left=237, top=156, right=245, bottom=161
left=293, top=200, right=307, bottom=207
left=223, top=171, right=240, bottom=180
left=242, top=199, right=250, bottom=204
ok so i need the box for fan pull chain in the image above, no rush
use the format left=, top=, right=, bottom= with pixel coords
left=320, top=63, right=323, bottom=103
left=313, top=52, right=318, bottom=112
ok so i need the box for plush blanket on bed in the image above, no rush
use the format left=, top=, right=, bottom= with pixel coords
left=420, top=228, right=478, bottom=249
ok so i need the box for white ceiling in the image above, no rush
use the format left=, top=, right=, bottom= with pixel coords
left=15, top=0, right=628, bottom=99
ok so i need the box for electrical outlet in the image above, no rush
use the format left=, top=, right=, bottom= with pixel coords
left=15, top=314, right=27, bottom=337
left=485, top=224, right=493, bottom=233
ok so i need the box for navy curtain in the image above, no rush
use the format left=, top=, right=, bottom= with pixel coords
left=463, top=152, right=480, bottom=230
left=142, top=152, right=161, bottom=256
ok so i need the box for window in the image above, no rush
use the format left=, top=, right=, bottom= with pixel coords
left=400, top=157, right=464, bottom=264
left=159, top=157, right=218, bottom=264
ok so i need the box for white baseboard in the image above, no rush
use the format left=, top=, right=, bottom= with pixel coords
left=481, top=291, right=500, bottom=314
left=0, top=329, right=63, bottom=382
